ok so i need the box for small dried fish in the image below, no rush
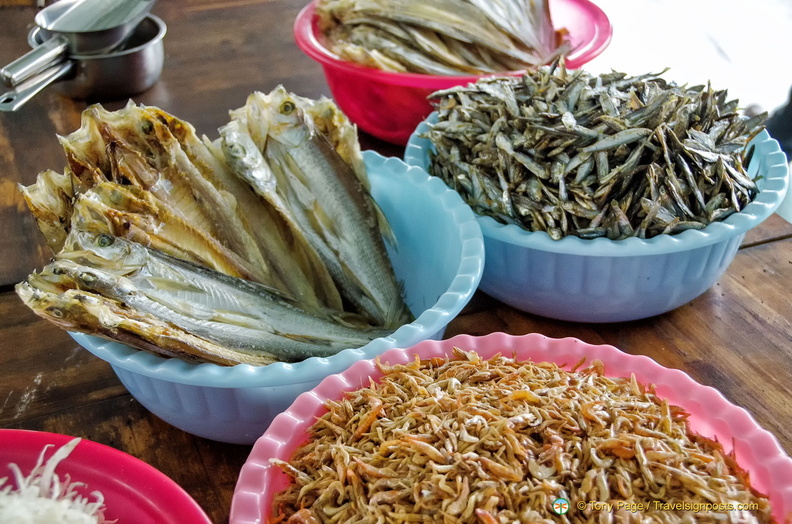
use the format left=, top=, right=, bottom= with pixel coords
left=424, top=63, right=767, bottom=240
left=270, top=348, right=774, bottom=522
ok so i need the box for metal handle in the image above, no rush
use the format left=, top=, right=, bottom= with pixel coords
left=0, top=34, right=69, bottom=88
left=0, top=61, right=74, bottom=112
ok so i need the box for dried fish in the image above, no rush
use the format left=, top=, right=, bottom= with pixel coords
left=315, top=0, right=568, bottom=75
left=424, top=63, right=766, bottom=240
left=233, top=87, right=413, bottom=329
left=17, top=169, right=76, bottom=254
left=17, top=88, right=414, bottom=366
left=271, top=349, right=774, bottom=522
left=18, top=230, right=391, bottom=366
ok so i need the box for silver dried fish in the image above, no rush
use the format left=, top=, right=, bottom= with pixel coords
left=315, top=0, right=568, bottom=75
left=424, top=62, right=766, bottom=240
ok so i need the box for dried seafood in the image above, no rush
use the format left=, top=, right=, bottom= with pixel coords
left=17, top=232, right=392, bottom=366
left=315, top=0, right=568, bottom=75
left=423, top=63, right=767, bottom=240
left=270, top=348, right=774, bottom=523
left=16, top=87, right=413, bottom=366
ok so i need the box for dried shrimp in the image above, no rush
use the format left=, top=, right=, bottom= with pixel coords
left=270, top=348, right=774, bottom=523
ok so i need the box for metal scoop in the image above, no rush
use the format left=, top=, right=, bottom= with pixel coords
left=0, top=0, right=156, bottom=89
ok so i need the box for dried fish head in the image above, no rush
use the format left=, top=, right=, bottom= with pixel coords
left=255, top=86, right=315, bottom=150
left=17, top=169, right=77, bottom=254
left=58, top=229, right=148, bottom=277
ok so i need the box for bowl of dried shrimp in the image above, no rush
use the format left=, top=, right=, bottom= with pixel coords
left=294, top=0, right=612, bottom=145
left=404, top=66, right=790, bottom=323
left=230, top=332, right=792, bottom=523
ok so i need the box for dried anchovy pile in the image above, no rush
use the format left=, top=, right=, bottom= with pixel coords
left=424, top=64, right=767, bottom=240
left=270, top=349, right=774, bottom=523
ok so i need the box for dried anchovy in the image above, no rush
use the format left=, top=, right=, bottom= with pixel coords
left=270, top=349, right=774, bottom=523
left=424, top=63, right=767, bottom=240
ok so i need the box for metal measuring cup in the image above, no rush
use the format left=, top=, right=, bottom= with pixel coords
left=0, top=0, right=156, bottom=110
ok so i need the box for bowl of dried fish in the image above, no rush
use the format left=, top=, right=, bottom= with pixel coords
left=230, top=332, right=792, bottom=523
left=294, top=0, right=612, bottom=145
left=16, top=88, right=484, bottom=444
left=404, top=66, right=790, bottom=323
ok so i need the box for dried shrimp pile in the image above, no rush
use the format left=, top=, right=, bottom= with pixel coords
left=424, top=63, right=767, bottom=240
left=314, top=0, right=567, bottom=75
left=270, top=349, right=774, bottom=523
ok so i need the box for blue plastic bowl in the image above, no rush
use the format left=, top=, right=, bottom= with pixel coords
left=405, top=113, right=789, bottom=323
left=71, top=151, right=485, bottom=444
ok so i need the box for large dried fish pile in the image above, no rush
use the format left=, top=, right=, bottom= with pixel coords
left=424, top=64, right=767, bottom=240
left=270, top=348, right=775, bottom=523
left=314, top=0, right=568, bottom=75
left=15, top=87, right=413, bottom=366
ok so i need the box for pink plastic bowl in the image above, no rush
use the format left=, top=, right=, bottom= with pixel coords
left=0, top=430, right=211, bottom=524
left=230, top=333, right=792, bottom=523
left=294, top=0, right=613, bottom=145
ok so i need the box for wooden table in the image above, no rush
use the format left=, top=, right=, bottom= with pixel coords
left=1, top=1, right=791, bottom=522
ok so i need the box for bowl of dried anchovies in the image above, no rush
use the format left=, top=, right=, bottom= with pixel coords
left=230, top=333, right=791, bottom=523
left=404, top=66, right=789, bottom=323
left=294, top=0, right=612, bottom=145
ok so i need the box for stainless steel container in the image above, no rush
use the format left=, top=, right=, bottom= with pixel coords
left=1, top=0, right=155, bottom=88
left=0, top=14, right=166, bottom=111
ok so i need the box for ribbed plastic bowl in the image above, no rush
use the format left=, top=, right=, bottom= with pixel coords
left=71, top=151, right=484, bottom=444
left=230, top=333, right=792, bottom=523
left=405, top=115, right=789, bottom=322
left=294, top=0, right=612, bottom=145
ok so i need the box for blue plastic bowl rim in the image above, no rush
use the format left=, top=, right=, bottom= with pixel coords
left=404, top=112, right=789, bottom=257
left=71, top=151, right=485, bottom=389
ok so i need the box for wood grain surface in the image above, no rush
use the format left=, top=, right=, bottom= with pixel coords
left=1, top=1, right=791, bottom=523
